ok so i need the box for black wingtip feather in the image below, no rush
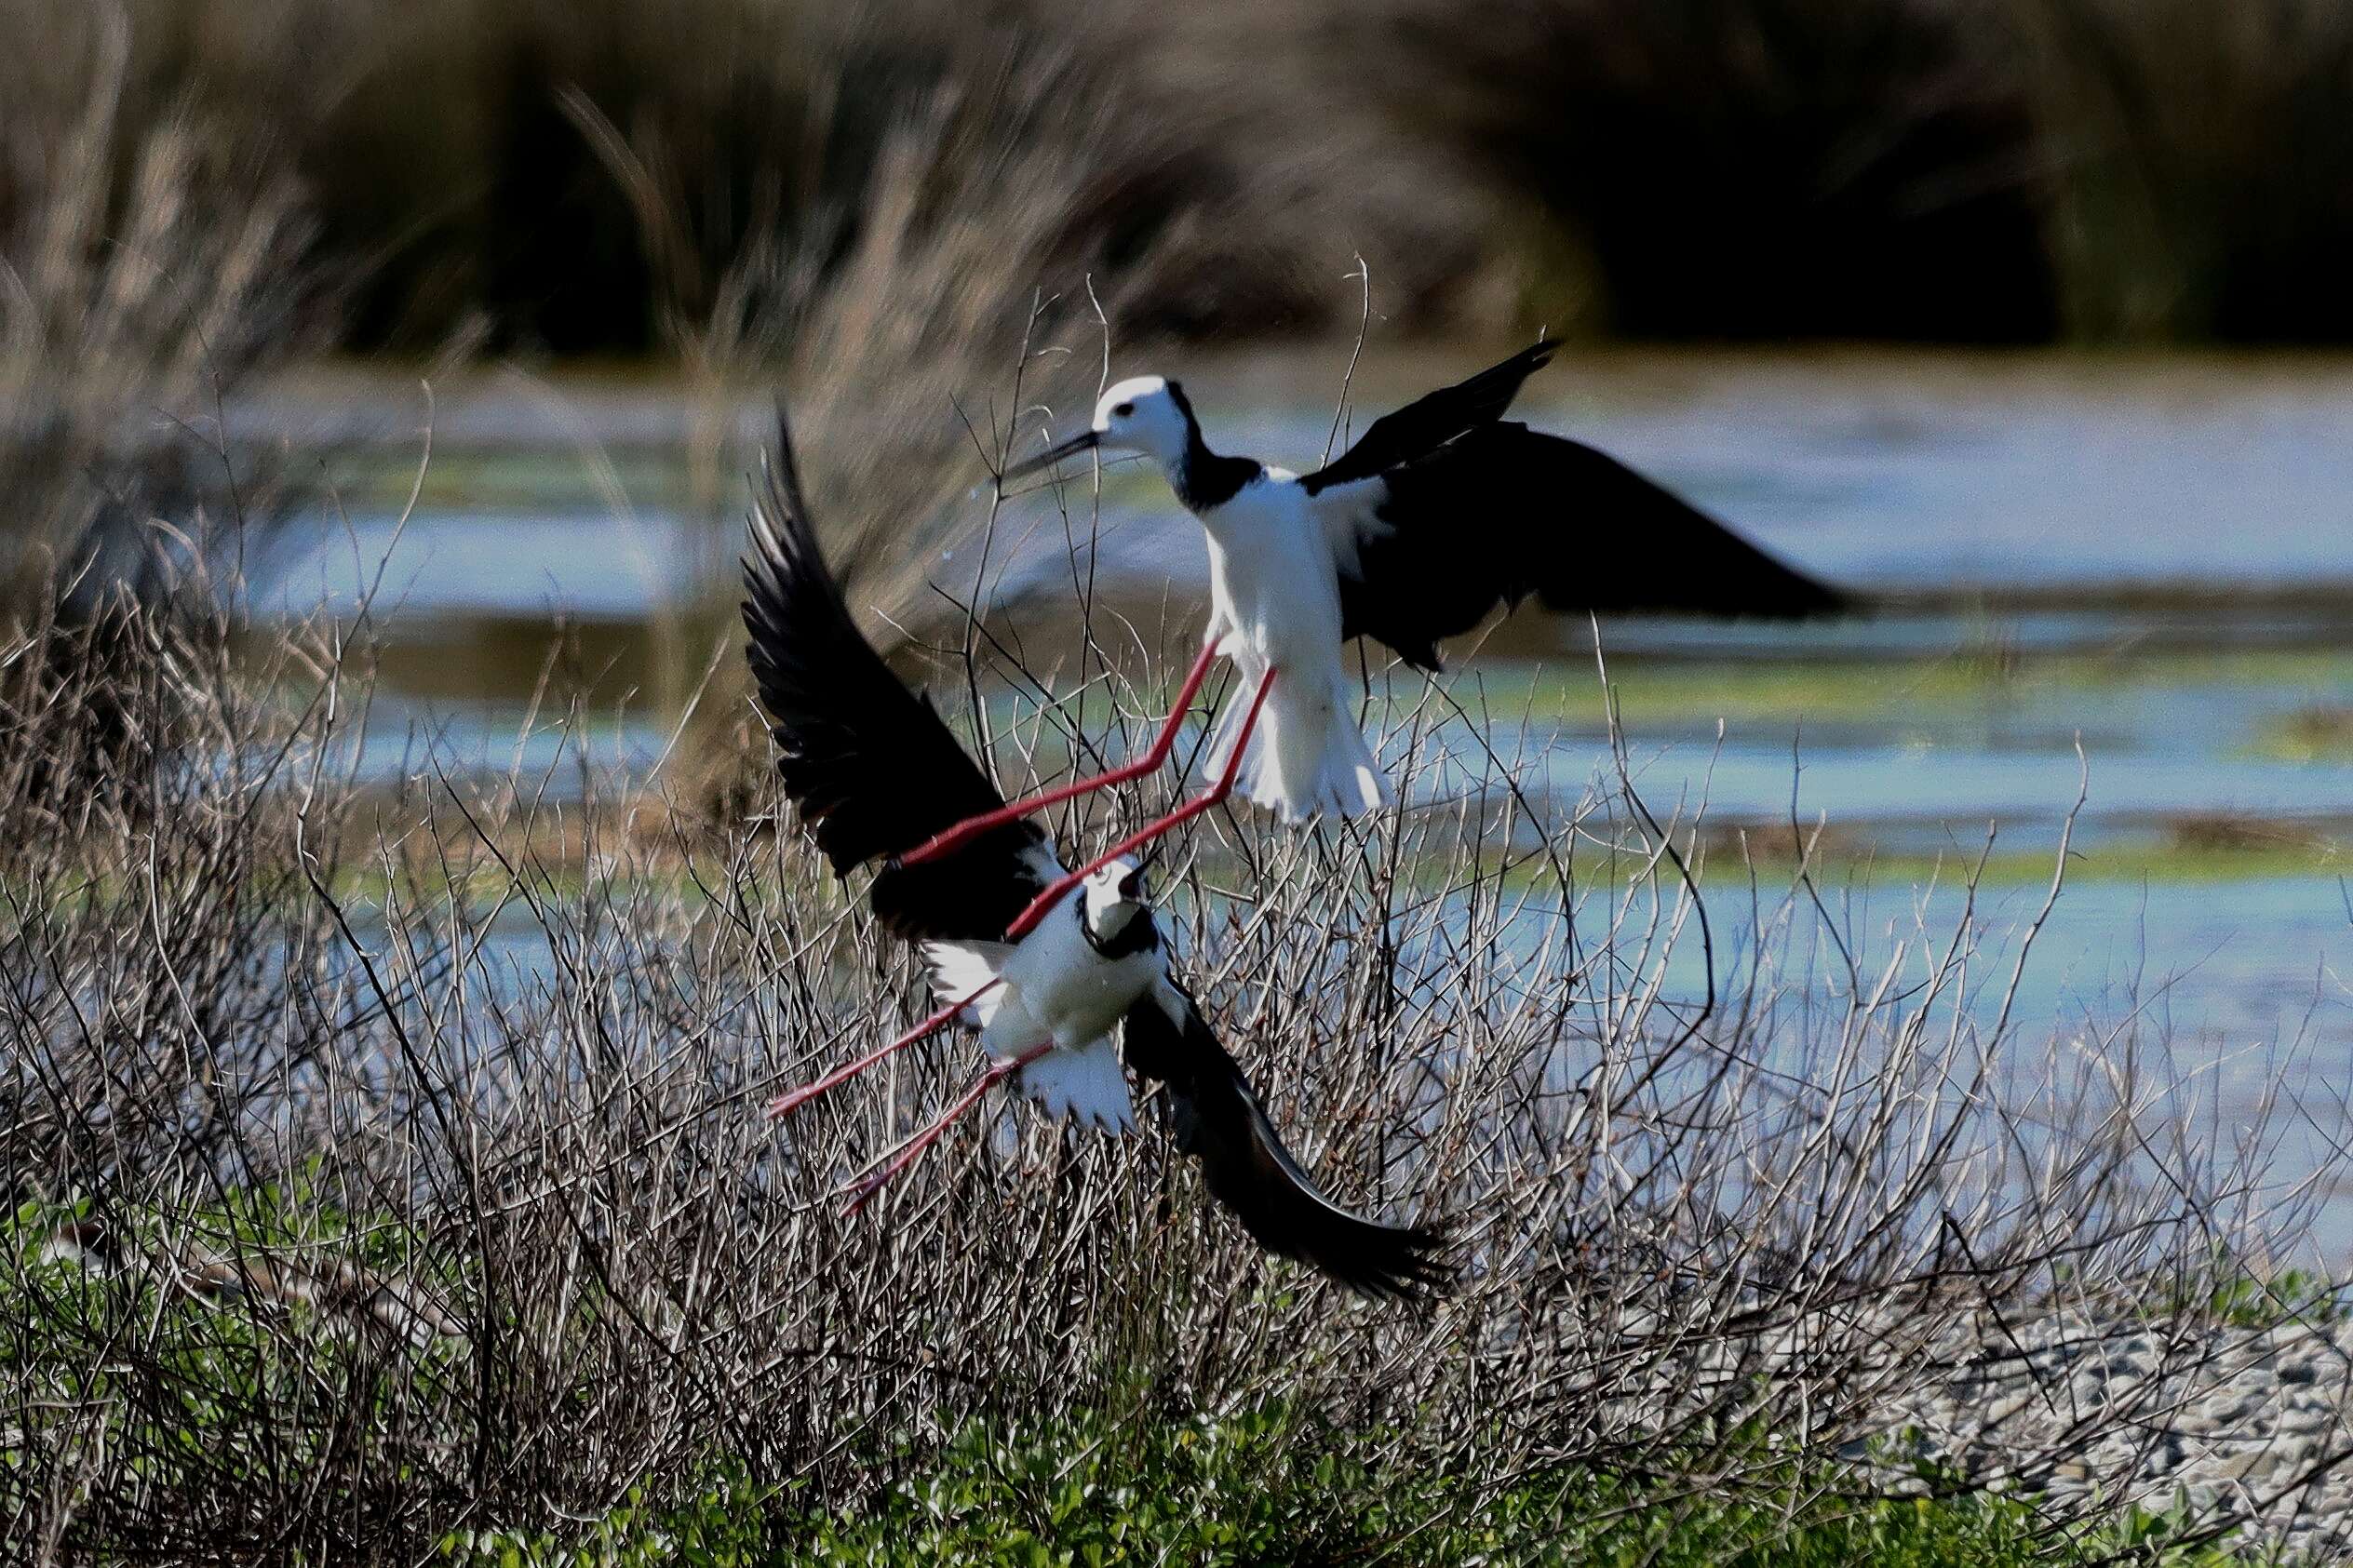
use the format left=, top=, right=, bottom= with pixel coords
left=1259, top=1202, right=1451, bottom=1302
left=740, top=415, right=1054, bottom=941
left=1529, top=434, right=1852, bottom=622
left=1303, top=340, right=1558, bottom=495
left=1220, top=1098, right=1453, bottom=1301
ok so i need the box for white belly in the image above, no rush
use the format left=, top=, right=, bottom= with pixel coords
left=1201, top=481, right=1345, bottom=676
left=1191, top=477, right=1389, bottom=822
left=984, top=913, right=1153, bottom=1133
left=995, top=912, right=1158, bottom=1050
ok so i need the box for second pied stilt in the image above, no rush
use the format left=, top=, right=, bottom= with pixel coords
left=905, top=342, right=1849, bottom=883
left=743, top=418, right=1446, bottom=1297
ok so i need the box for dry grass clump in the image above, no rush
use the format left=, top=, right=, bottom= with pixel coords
left=568, top=25, right=1190, bottom=594
left=0, top=4, right=319, bottom=823
left=36, top=0, right=1378, bottom=355
left=0, top=3, right=312, bottom=516
left=3, top=570, right=2346, bottom=1559
left=561, top=19, right=1227, bottom=818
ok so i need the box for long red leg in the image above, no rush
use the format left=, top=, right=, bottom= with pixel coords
left=763, top=978, right=1004, bottom=1120
left=1001, top=666, right=1278, bottom=943
left=840, top=1039, right=1057, bottom=1215
left=896, top=642, right=1221, bottom=868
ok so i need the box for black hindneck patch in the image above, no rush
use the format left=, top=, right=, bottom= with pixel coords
left=1165, top=380, right=1259, bottom=511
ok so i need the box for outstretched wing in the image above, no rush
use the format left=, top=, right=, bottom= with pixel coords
left=1301, top=341, right=1556, bottom=495
left=1121, top=979, right=1448, bottom=1300
left=740, top=416, right=1055, bottom=942
left=1314, top=422, right=1849, bottom=671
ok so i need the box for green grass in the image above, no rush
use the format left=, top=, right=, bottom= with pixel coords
left=2193, top=1263, right=2347, bottom=1331
left=324, top=445, right=701, bottom=516
left=1683, top=836, right=2345, bottom=891
left=426, top=1406, right=2250, bottom=1567
left=6, top=1192, right=471, bottom=1529
left=1469, top=647, right=2353, bottom=731
left=5, top=1188, right=2285, bottom=1566
left=2255, top=705, right=2353, bottom=764
left=20, top=1131, right=2326, bottom=1568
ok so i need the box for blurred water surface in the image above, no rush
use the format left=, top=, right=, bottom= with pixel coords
left=265, top=346, right=2353, bottom=611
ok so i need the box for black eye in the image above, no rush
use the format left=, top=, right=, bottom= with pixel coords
left=1112, top=402, right=1134, bottom=417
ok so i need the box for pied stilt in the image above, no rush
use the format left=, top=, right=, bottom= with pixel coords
left=904, top=342, right=1849, bottom=887
left=743, top=417, right=1446, bottom=1297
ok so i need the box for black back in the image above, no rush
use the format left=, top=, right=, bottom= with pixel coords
left=1300, top=343, right=1847, bottom=671
left=740, top=421, right=1054, bottom=941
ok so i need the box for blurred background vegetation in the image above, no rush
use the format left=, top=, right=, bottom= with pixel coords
left=11, top=0, right=2353, bottom=358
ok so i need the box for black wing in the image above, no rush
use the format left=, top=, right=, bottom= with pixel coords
left=1300, top=341, right=1556, bottom=496
left=1122, top=980, right=1449, bottom=1300
left=1326, top=424, right=1849, bottom=671
left=741, top=417, right=1055, bottom=942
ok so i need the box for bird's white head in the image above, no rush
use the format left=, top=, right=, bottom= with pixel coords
left=1088, top=377, right=1191, bottom=467
left=1079, top=854, right=1152, bottom=945
left=1003, top=376, right=1195, bottom=484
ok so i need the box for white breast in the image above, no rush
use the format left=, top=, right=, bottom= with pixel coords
left=1199, top=472, right=1343, bottom=670
left=997, top=908, right=1157, bottom=1050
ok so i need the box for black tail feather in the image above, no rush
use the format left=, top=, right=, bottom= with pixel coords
left=1123, top=983, right=1451, bottom=1301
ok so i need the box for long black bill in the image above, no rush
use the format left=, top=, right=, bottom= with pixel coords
left=1001, top=429, right=1100, bottom=484
left=1118, top=841, right=1163, bottom=901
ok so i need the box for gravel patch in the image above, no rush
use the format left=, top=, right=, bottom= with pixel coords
left=1870, top=1308, right=2353, bottom=1559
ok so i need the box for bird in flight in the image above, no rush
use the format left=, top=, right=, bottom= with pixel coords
left=899, top=342, right=1849, bottom=898
left=742, top=418, right=1447, bottom=1297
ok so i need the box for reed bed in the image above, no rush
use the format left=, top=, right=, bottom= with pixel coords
left=7, top=0, right=2350, bottom=355
left=0, top=4, right=321, bottom=851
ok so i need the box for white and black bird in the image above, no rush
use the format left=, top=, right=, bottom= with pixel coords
left=1002, top=342, right=1849, bottom=824
left=743, top=422, right=1447, bottom=1297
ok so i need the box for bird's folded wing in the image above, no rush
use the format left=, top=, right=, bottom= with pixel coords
left=740, top=416, right=1057, bottom=941
left=1121, top=978, right=1448, bottom=1299
left=1314, top=422, right=1849, bottom=670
